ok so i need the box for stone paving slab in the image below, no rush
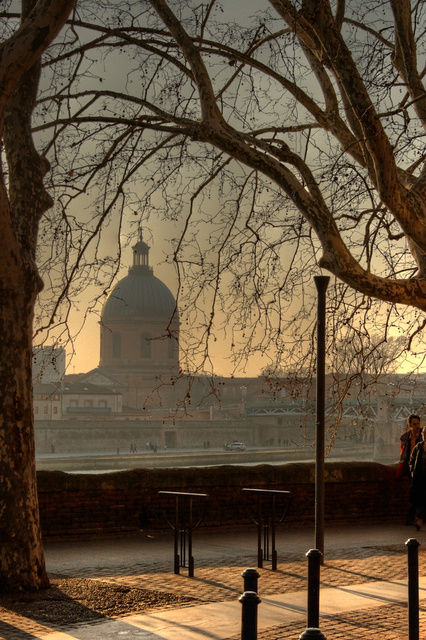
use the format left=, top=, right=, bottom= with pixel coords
left=91, top=550, right=415, bottom=603
left=246, top=603, right=426, bottom=640
left=2, top=550, right=421, bottom=640
left=3, top=579, right=426, bottom=640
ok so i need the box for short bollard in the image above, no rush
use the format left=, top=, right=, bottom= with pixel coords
left=242, top=568, right=259, bottom=593
left=406, top=538, right=420, bottom=640
left=299, top=549, right=326, bottom=640
left=307, top=549, right=322, bottom=628
left=239, top=590, right=261, bottom=640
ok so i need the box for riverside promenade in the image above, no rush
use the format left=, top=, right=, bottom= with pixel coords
left=1, top=522, right=426, bottom=639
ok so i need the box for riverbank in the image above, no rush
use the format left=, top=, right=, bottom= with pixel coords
left=36, top=443, right=383, bottom=472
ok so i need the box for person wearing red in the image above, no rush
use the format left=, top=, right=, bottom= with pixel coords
left=397, top=414, right=422, bottom=525
left=409, top=426, right=426, bottom=530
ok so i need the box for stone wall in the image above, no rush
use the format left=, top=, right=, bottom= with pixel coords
left=36, top=461, right=406, bottom=537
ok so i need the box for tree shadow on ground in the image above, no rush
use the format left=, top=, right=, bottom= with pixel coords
left=189, top=575, right=242, bottom=596
left=0, top=621, right=44, bottom=640
left=0, top=576, right=196, bottom=629
left=322, top=561, right=412, bottom=587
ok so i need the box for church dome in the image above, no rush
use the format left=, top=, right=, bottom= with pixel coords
left=101, top=239, right=177, bottom=322
left=102, top=273, right=177, bottom=321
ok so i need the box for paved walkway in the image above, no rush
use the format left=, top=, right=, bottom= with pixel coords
left=23, top=577, right=426, bottom=640
left=1, top=523, right=426, bottom=639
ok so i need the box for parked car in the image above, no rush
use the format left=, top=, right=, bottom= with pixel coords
left=224, top=441, right=246, bottom=451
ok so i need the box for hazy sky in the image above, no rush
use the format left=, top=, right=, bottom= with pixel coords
left=64, top=207, right=287, bottom=377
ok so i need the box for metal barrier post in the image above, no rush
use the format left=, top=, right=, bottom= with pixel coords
left=240, top=591, right=261, bottom=640
left=307, top=549, right=321, bottom=627
left=242, top=488, right=291, bottom=570
left=299, top=549, right=326, bottom=639
left=242, top=568, right=259, bottom=593
left=188, top=496, right=194, bottom=577
left=263, top=523, right=269, bottom=561
left=271, top=494, right=277, bottom=570
left=257, top=521, right=263, bottom=568
left=159, top=490, right=207, bottom=577
left=174, top=495, right=179, bottom=574
left=406, top=538, right=419, bottom=640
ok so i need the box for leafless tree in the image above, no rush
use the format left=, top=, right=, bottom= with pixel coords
left=31, top=0, right=425, bottom=377
left=0, top=0, right=76, bottom=591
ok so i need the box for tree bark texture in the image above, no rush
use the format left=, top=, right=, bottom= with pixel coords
left=0, top=263, right=48, bottom=591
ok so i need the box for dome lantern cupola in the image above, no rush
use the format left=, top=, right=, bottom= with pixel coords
left=130, top=233, right=152, bottom=275
left=101, top=235, right=179, bottom=324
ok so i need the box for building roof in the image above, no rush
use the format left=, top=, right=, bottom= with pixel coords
left=33, top=381, right=62, bottom=394
left=101, top=241, right=177, bottom=322
left=62, top=382, right=122, bottom=396
left=102, top=272, right=177, bottom=321
left=73, top=368, right=127, bottom=388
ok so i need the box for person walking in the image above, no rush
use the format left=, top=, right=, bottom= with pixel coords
left=397, top=414, right=422, bottom=525
left=409, top=426, right=426, bottom=530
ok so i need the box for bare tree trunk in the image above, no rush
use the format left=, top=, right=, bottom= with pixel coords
left=0, top=238, right=48, bottom=590
left=0, top=65, right=49, bottom=590
left=0, top=0, right=75, bottom=592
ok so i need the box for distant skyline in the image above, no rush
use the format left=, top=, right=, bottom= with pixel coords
left=63, top=258, right=425, bottom=380
left=47, top=223, right=426, bottom=379
left=62, top=232, right=274, bottom=378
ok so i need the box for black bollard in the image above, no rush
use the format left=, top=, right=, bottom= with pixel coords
left=406, top=538, right=419, bottom=640
left=299, top=628, right=326, bottom=640
left=242, top=568, right=260, bottom=593
left=307, top=549, right=322, bottom=628
left=240, top=590, right=261, bottom=640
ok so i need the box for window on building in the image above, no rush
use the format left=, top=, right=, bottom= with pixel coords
left=35, top=406, right=38, bottom=414
left=140, top=333, right=151, bottom=358
left=53, top=406, right=58, bottom=414
left=43, top=406, right=48, bottom=414
left=84, top=399, right=93, bottom=408
left=112, top=332, right=121, bottom=358
left=70, top=399, right=78, bottom=407
left=99, top=400, right=107, bottom=408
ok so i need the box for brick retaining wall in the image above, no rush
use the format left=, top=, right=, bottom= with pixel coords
left=37, top=461, right=407, bottom=537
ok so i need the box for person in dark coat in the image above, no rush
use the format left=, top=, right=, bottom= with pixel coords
left=409, top=426, right=426, bottom=530
left=398, top=414, right=422, bottom=525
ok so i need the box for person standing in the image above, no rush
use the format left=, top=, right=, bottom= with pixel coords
left=397, top=414, right=422, bottom=525
left=409, top=426, right=426, bottom=530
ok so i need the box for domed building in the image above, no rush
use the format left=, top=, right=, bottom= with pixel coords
left=98, top=237, right=180, bottom=410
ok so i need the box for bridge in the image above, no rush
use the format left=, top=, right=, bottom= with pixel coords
left=246, top=397, right=426, bottom=422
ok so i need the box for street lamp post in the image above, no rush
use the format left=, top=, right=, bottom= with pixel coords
left=314, top=275, right=329, bottom=561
